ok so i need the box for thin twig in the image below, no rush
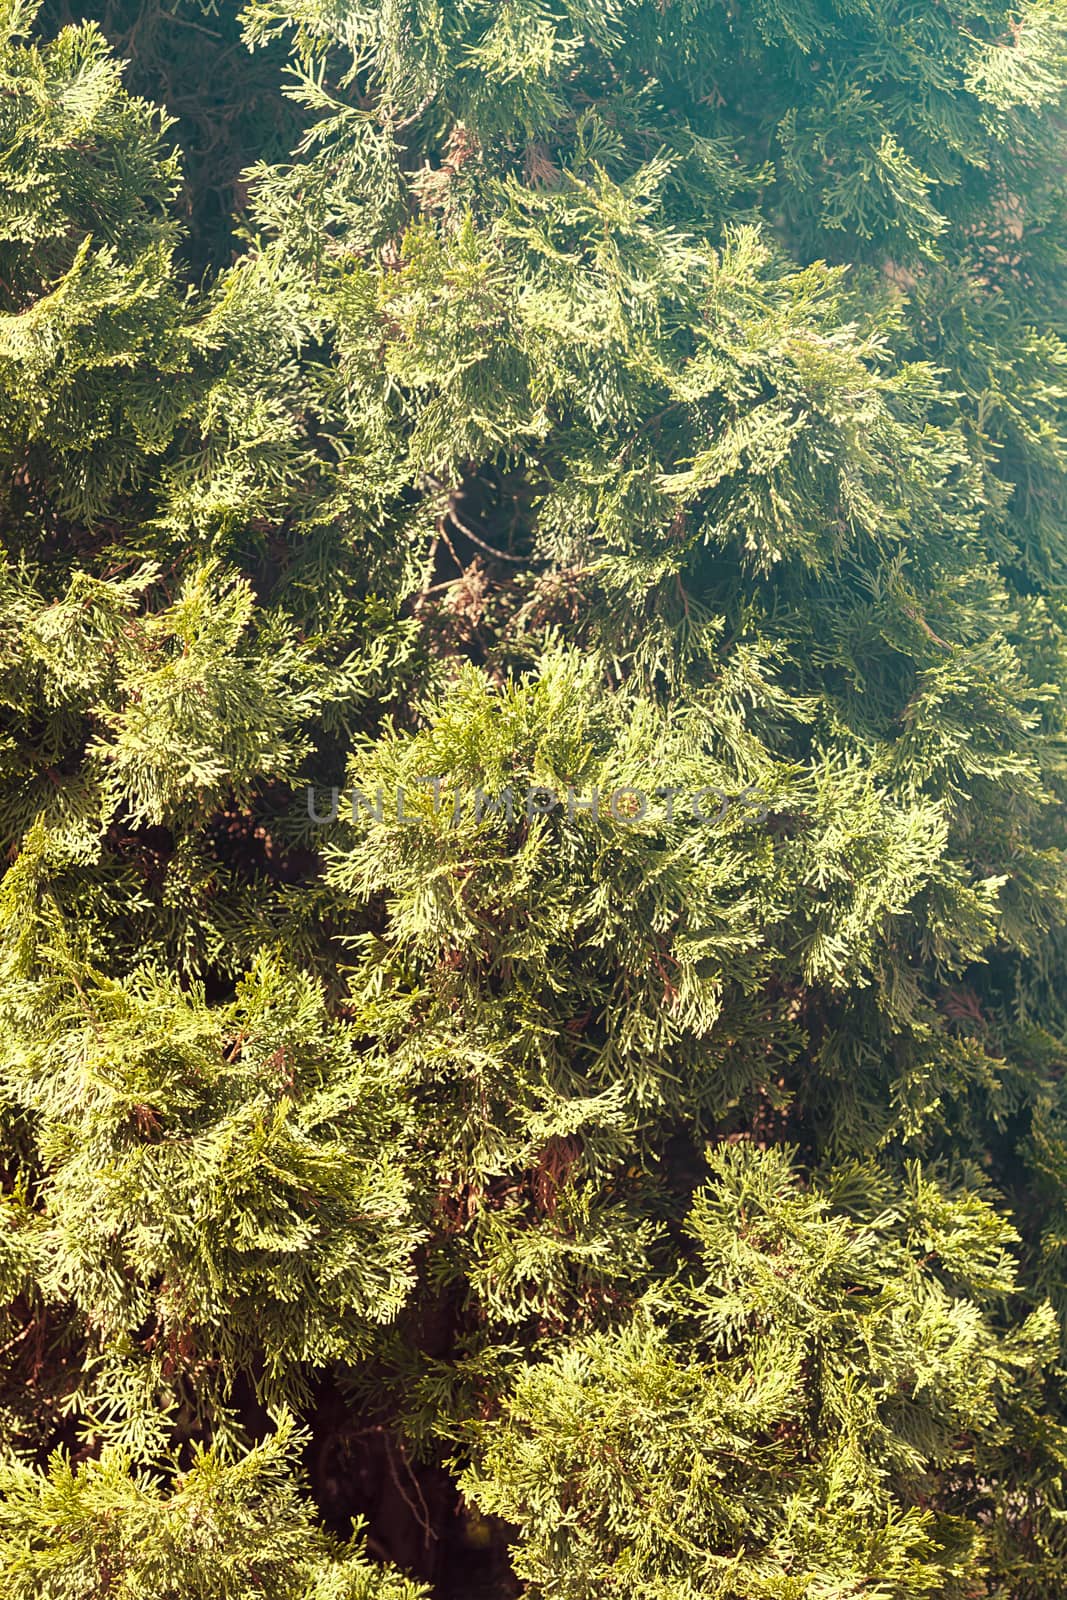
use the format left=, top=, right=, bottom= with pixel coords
left=0, top=1321, right=33, bottom=1361
left=436, top=518, right=464, bottom=572
left=382, top=1430, right=437, bottom=1546
left=447, top=505, right=528, bottom=563
left=389, top=93, right=436, bottom=133
left=418, top=575, right=473, bottom=597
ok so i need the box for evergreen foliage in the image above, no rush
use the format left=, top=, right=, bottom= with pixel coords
left=0, top=0, right=1066, bottom=1595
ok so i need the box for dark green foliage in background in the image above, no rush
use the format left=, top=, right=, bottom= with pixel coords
left=1, top=1, right=1067, bottom=1595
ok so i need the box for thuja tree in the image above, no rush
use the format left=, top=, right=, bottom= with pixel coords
left=1, top=0, right=1067, bottom=1595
